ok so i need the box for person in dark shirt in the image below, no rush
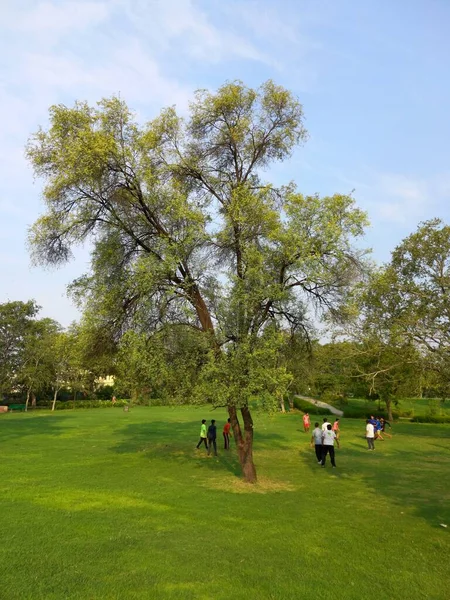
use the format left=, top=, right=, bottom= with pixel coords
left=380, top=417, right=392, bottom=438
left=207, top=419, right=217, bottom=456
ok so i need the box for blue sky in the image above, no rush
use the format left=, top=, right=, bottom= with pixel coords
left=1, top=0, right=449, bottom=326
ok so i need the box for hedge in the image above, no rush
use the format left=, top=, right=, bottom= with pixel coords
left=410, top=415, right=450, bottom=424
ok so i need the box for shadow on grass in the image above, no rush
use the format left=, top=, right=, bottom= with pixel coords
left=0, top=413, right=71, bottom=441
left=303, top=432, right=450, bottom=529
left=111, top=420, right=290, bottom=478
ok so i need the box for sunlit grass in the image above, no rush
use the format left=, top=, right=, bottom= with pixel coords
left=0, top=407, right=449, bottom=599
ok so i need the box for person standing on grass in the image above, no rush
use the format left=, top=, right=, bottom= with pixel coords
left=332, top=418, right=340, bottom=438
left=196, top=419, right=208, bottom=450
left=223, top=418, right=231, bottom=450
left=310, top=422, right=323, bottom=464
left=322, top=417, right=330, bottom=432
left=207, top=419, right=218, bottom=456
left=321, top=424, right=339, bottom=468
left=303, top=412, right=311, bottom=433
left=366, top=419, right=375, bottom=450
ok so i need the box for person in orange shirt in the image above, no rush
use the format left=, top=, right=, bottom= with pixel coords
left=223, top=418, right=232, bottom=450
left=303, top=412, right=310, bottom=433
left=332, top=418, right=340, bottom=439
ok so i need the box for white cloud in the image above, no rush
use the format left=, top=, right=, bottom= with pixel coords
left=19, top=1, right=109, bottom=35
left=375, top=174, right=430, bottom=224
left=330, top=167, right=449, bottom=226
left=114, top=0, right=277, bottom=65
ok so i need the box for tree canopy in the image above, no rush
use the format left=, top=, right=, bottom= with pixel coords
left=27, top=80, right=369, bottom=481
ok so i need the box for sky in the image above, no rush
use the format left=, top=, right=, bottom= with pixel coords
left=1, top=0, right=450, bottom=326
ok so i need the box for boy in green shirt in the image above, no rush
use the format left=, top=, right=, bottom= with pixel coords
left=196, top=419, right=208, bottom=450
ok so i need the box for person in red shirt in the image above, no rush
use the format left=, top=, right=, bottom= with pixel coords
left=303, top=412, right=310, bottom=433
left=223, top=418, right=232, bottom=450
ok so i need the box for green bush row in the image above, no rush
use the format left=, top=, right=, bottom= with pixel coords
left=410, top=415, right=450, bottom=424
left=36, top=399, right=129, bottom=410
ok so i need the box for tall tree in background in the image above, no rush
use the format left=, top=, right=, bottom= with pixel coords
left=19, top=317, right=60, bottom=410
left=361, top=220, right=450, bottom=403
left=0, top=300, right=39, bottom=396
left=27, top=81, right=368, bottom=481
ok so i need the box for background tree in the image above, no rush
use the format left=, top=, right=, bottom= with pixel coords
left=48, top=330, right=74, bottom=411
left=27, top=81, right=368, bottom=481
left=19, top=317, right=60, bottom=410
left=353, top=219, right=450, bottom=411
left=0, top=300, right=39, bottom=397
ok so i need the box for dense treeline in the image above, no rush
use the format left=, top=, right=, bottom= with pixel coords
left=2, top=215, right=449, bottom=419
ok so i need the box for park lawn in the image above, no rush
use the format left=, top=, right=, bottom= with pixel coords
left=0, top=408, right=449, bottom=600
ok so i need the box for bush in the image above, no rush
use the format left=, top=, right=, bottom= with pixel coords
left=411, top=415, right=450, bottom=424
left=95, top=385, right=115, bottom=401
left=43, top=399, right=130, bottom=410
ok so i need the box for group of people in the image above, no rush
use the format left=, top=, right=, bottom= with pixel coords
left=365, top=415, right=392, bottom=449
left=309, top=417, right=341, bottom=468
left=307, top=412, right=393, bottom=467
left=303, top=412, right=341, bottom=436
left=195, top=410, right=392, bottom=464
left=196, top=418, right=232, bottom=456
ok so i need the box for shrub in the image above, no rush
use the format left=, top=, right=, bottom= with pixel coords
left=411, top=415, right=450, bottom=424
left=49, top=399, right=130, bottom=410
left=95, top=385, right=115, bottom=401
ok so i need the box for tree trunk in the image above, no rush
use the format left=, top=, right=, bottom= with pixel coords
left=386, top=398, right=393, bottom=422
left=25, top=388, right=31, bottom=412
left=228, top=404, right=257, bottom=483
left=51, top=388, right=59, bottom=412
left=288, top=396, right=294, bottom=410
left=31, top=392, right=36, bottom=408
left=279, top=397, right=286, bottom=413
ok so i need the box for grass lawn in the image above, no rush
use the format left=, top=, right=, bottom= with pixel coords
left=1, top=407, right=449, bottom=600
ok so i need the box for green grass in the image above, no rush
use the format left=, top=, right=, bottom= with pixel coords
left=1, top=407, right=449, bottom=600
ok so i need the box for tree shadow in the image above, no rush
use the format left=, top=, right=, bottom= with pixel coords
left=0, top=413, right=71, bottom=441
left=110, top=420, right=290, bottom=478
left=301, top=431, right=450, bottom=528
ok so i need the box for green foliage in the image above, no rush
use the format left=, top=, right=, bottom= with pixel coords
left=94, top=385, right=115, bottom=401
left=193, top=329, right=292, bottom=413
left=363, top=219, right=450, bottom=392
left=27, top=80, right=369, bottom=414
left=0, top=300, right=40, bottom=394
left=115, top=327, right=209, bottom=403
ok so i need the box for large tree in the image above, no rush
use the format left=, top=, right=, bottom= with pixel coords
left=0, top=300, right=39, bottom=396
left=27, top=81, right=368, bottom=481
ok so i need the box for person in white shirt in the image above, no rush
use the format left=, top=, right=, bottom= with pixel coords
left=310, top=422, right=324, bottom=464
left=366, top=419, right=375, bottom=450
left=321, top=424, right=339, bottom=468
left=321, top=418, right=330, bottom=432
